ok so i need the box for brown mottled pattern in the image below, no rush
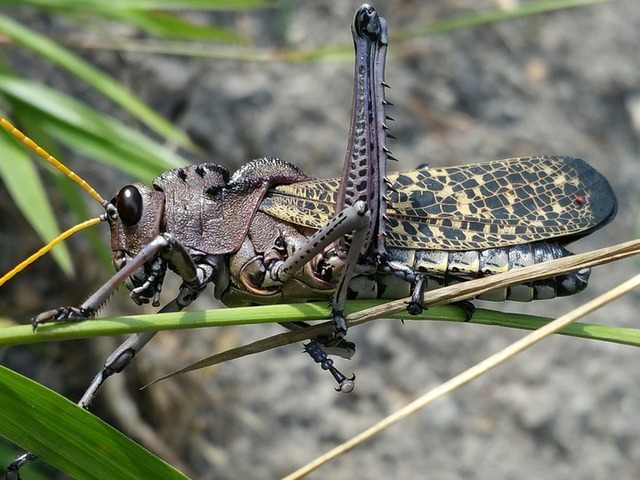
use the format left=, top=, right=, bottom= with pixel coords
left=259, top=156, right=616, bottom=251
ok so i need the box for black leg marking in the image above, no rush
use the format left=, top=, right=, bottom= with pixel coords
left=456, top=300, right=476, bottom=321
left=407, top=276, right=427, bottom=316
left=304, top=341, right=355, bottom=393
left=406, top=278, right=476, bottom=321
left=330, top=309, right=348, bottom=340
left=5, top=453, right=36, bottom=480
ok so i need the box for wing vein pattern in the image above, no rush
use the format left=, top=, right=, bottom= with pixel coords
left=259, top=156, right=616, bottom=251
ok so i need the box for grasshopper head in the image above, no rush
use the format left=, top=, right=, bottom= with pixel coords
left=109, top=183, right=165, bottom=271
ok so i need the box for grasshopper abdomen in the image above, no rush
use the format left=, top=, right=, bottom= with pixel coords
left=379, top=242, right=589, bottom=303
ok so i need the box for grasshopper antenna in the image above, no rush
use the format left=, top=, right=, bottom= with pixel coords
left=0, top=117, right=114, bottom=286
left=1, top=118, right=110, bottom=208
left=0, top=216, right=106, bottom=287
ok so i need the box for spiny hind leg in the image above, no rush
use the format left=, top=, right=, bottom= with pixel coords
left=266, top=201, right=372, bottom=340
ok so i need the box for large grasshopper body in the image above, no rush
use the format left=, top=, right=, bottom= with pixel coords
left=5, top=2, right=617, bottom=389
left=2, top=4, right=617, bottom=476
left=121, top=153, right=613, bottom=315
left=98, top=5, right=615, bottom=327
left=3, top=0, right=617, bottom=393
left=230, top=155, right=616, bottom=306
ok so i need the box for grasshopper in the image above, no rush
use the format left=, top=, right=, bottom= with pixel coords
left=1, top=4, right=617, bottom=477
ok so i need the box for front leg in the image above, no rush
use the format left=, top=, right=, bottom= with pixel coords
left=32, top=233, right=204, bottom=329
left=7, top=236, right=213, bottom=477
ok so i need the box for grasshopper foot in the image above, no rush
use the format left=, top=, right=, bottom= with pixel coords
left=4, top=452, right=37, bottom=480
left=406, top=299, right=425, bottom=316
left=5, top=465, right=22, bottom=480
left=31, top=306, right=96, bottom=330
left=456, top=301, right=476, bottom=321
left=406, top=276, right=427, bottom=315
left=304, top=341, right=356, bottom=393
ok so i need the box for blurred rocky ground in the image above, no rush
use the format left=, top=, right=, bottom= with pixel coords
left=1, top=1, right=639, bottom=479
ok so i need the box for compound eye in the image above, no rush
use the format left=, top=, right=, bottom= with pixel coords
left=116, top=185, right=143, bottom=226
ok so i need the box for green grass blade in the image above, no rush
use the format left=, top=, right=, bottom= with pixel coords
left=0, top=440, right=50, bottom=480
left=0, top=364, right=189, bottom=479
left=0, top=14, right=191, bottom=147
left=5, top=0, right=270, bottom=10
left=0, top=76, right=189, bottom=182
left=104, top=10, right=246, bottom=42
left=399, top=0, right=616, bottom=40
left=0, top=127, right=74, bottom=276
left=10, top=0, right=259, bottom=42
left=174, top=0, right=612, bottom=63
left=2, top=302, right=639, bottom=349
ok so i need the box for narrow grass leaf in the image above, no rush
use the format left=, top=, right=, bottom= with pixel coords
left=0, top=77, right=189, bottom=181
left=0, top=14, right=191, bottom=147
left=6, top=0, right=269, bottom=10
left=0, top=127, right=73, bottom=276
left=0, top=364, right=189, bottom=479
left=109, top=10, right=245, bottom=42
left=399, top=0, right=616, bottom=40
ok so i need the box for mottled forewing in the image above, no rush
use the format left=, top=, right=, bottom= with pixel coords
left=260, top=156, right=616, bottom=251
left=259, top=177, right=339, bottom=229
